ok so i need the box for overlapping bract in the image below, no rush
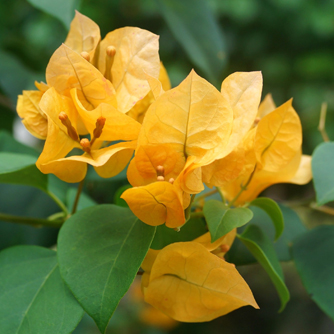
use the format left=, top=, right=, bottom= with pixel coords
left=205, top=94, right=312, bottom=205
left=16, top=11, right=313, bottom=325
left=141, top=229, right=258, bottom=322
left=17, top=11, right=161, bottom=182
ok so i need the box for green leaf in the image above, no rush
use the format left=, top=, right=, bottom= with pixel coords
left=227, top=204, right=306, bottom=265
left=312, top=142, right=334, bottom=205
left=237, top=224, right=290, bottom=312
left=151, top=217, right=207, bottom=250
left=66, top=187, right=96, bottom=212
left=27, top=0, right=81, bottom=29
left=0, top=130, right=39, bottom=156
left=158, top=0, right=227, bottom=84
left=113, top=184, right=132, bottom=207
left=57, top=204, right=156, bottom=334
left=250, top=197, right=284, bottom=240
left=0, top=51, right=38, bottom=102
left=204, top=199, right=253, bottom=242
left=0, top=185, right=60, bottom=250
left=292, top=225, right=334, bottom=321
left=0, top=152, right=47, bottom=190
left=0, top=246, right=84, bottom=333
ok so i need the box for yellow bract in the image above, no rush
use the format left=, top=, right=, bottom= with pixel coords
left=122, top=70, right=242, bottom=227
left=46, top=44, right=117, bottom=111
left=121, top=181, right=185, bottom=228
left=64, top=11, right=100, bottom=62
left=17, top=90, right=47, bottom=140
left=97, top=27, right=160, bottom=113
left=138, top=70, right=233, bottom=165
left=36, top=88, right=138, bottom=182
left=254, top=99, right=302, bottom=172
left=142, top=242, right=258, bottom=322
left=219, top=71, right=263, bottom=159
left=17, top=11, right=165, bottom=182
left=216, top=96, right=311, bottom=205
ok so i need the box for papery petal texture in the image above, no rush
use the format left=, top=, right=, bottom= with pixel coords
left=64, top=11, right=101, bottom=62
left=219, top=71, right=262, bottom=158
left=121, top=182, right=185, bottom=228
left=138, top=70, right=233, bottom=165
left=143, top=242, right=258, bottom=322
left=46, top=44, right=116, bottom=110
left=17, top=90, right=47, bottom=139
left=254, top=99, right=302, bottom=172
left=98, top=27, right=160, bottom=113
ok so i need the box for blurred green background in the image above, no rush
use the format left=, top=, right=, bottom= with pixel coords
left=0, top=0, right=334, bottom=333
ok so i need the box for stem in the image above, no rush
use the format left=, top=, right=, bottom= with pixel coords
left=185, top=194, right=196, bottom=221
left=190, top=211, right=204, bottom=219
left=318, top=102, right=330, bottom=142
left=0, top=212, right=64, bottom=227
left=310, top=202, right=334, bottom=216
left=45, top=190, right=68, bottom=216
left=228, top=164, right=257, bottom=208
left=194, top=188, right=218, bottom=202
left=216, top=187, right=226, bottom=204
left=72, top=179, right=85, bottom=215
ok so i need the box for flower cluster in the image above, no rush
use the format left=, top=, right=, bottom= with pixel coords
left=17, top=11, right=168, bottom=183
left=16, top=11, right=312, bottom=324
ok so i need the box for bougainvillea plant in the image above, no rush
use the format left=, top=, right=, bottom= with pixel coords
left=1, top=11, right=334, bottom=334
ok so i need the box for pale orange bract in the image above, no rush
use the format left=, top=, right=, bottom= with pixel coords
left=17, top=11, right=164, bottom=182
left=122, top=70, right=240, bottom=227
left=36, top=88, right=138, bottom=183
left=217, top=95, right=312, bottom=205
left=142, top=241, right=258, bottom=322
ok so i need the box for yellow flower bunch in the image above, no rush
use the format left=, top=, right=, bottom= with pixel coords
left=16, top=11, right=312, bottom=326
left=17, top=11, right=165, bottom=182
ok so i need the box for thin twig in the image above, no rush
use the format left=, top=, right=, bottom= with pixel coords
left=318, top=102, right=330, bottom=142
left=45, top=190, right=69, bottom=216
left=228, top=164, right=257, bottom=208
left=190, top=211, right=204, bottom=219
left=194, top=188, right=218, bottom=202
left=310, top=202, right=334, bottom=216
left=72, top=179, right=85, bottom=215
left=0, top=212, right=64, bottom=227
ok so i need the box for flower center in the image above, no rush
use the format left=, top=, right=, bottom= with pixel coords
left=58, top=112, right=106, bottom=154
left=156, top=165, right=175, bottom=183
